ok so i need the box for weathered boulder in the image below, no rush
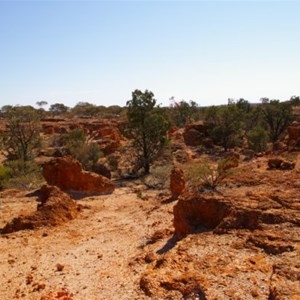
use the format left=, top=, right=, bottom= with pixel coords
left=183, top=123, right=209, bottom=146
left=170, top=167, right=186, bottom=199
left=268, top=158, right=295, bottom=170
left=1, top=185, right=78, bottom=233
left=42, top=157, right=115, bottom=194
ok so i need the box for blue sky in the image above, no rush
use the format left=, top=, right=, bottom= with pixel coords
left=0, top=1, right=299, bottom=108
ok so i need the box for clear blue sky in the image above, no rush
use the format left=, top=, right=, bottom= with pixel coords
left=0, top=1, right=299, bottom=108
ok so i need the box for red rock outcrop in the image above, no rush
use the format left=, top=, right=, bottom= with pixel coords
left=287, top=122, right=300, bottom=149
left=173, top=194, right=230, bottom=237
left=42, top=157, right=115, bottom=194
left=93, top=126, right=123, bottom=155
left=1, top=185, right=78, bottom=233
left=182, top=123, right=213, bottom=147
left=170, top=167, right=186, bottom=199
left=173, top=191, right=299, bottom=238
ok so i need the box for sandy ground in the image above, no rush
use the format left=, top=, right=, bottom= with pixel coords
left=0, top=187, right=174, bottom=300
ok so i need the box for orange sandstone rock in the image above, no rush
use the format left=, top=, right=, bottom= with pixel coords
left=42, top=157, right=115, bottom=194
left=170, top=167, right=186, bottom=199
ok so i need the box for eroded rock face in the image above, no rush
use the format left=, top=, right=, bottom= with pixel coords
left=42, top=157, right=115, bottom=194
left=1, top=185, right=78, bottom=233
left=173, top=191, right=299, bottom=238
left=93, top=126, right=123, bottom=155
left=141, top=171, right=299, bottom=300
left=173, top=194, right=230, bottom=237
left=170, top=167, right=186, bottom=199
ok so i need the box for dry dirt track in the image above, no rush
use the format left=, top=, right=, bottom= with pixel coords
left=0, top=187, right=174, bottom=300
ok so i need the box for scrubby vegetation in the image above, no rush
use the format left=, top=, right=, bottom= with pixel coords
left=184, top=158, right=236, bottom=191
left=124, top=89, right=170, bottom=175
left=57, top=128, right=103, bottom=171
left=0, top=93, right=298, bottom=190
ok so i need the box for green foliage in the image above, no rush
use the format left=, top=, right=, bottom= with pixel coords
left=71, top=102, right=101, bottom=117
left=169, top=99, right=200, bottom=127
left=290, top=96, right=300, bottom=106
left=205, top=104, right=243, bottom=151
left=184, top=159, right=233, bottom=191
left=1, top=106, right=41, bottom=161
left=261, top=99, right=293, bottom=143
left=49, top=103, right=69, bottom=115
left=0, top=165, right=12, bottom=189
left=247, top=126, right=269, bottom=152
left=60, top=129, right=103, bottom=170
left=125, top=89, right=170, bottom=174
left=1, top=160, right=43, bottom=190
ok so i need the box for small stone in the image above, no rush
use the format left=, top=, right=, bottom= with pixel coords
left=56, top=263, right=64, bottom=272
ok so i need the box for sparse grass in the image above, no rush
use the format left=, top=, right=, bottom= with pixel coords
left=183, top=158, right=235, bottom=191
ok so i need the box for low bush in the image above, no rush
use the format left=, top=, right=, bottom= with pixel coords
left=2, top=160, right=44, bottom=189
left=59, top=129, right=103, bottom=171
left=184, top=158, right=234, bottom=191
left=247, top=126, right=268, bottom=152
left=0, top=164, right=12, bottom=190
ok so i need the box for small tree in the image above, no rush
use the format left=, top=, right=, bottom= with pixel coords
left=1, top=106, right=41, bottom=161
left=71, top=102, right=100, bottom=117
left=169, top=99, right=199, bottom=127
left=261, top=99, right=293, bottom=143
left=36, top=101, right=48, bottom=109
left=49, top=103, right=69, bottom=116
left=125, top=89, right=169, bottom=175
left=205, top=104, right=243, bottom=151
left=247, top=126, right=269, bottom=152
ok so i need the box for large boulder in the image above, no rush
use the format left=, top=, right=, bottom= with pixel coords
left=42, top=157, right=115, bottom=194
left=1, top=185, right=78, bottom=233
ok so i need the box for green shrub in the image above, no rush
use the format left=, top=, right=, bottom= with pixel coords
left=247, top=126, right=268, bottom=152
left=60, top=129, right=103, bottom=171
left=2, top=160, right=43, bottom=189
left=0, top=165, right=12, bottom=190
left=184, top=159, right=233, bottom=191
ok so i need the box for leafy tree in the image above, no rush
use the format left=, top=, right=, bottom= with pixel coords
left=169, top=99, right=199, bottom=127
left=1, top=106, right=41, bottom=161
left=106, top=105, right=123, bottom=116
left=125, top=89, right=169, bottom=174
left=261, top=99, right=293, bottom=143
left=205, top=104, right=243, bottom=151
left=49, top=103, right=69, bottom=115
left=247, top=126, right=269, bottom=152
left=36, top=101, right=48, bottom=109
left=71, top=102, right=100, bottom=117
left=290, top=95, right=300, bottom=106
